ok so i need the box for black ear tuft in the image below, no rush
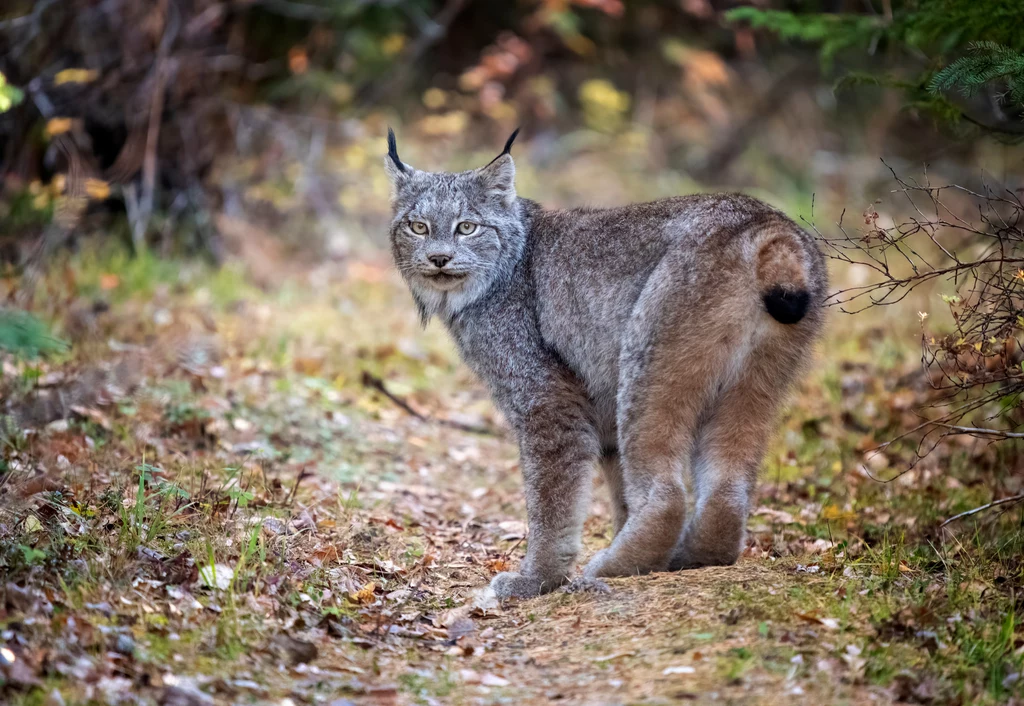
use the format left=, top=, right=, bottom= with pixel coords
left=387, top=127, right=406, bottom=173
left=501, top=127, right=521, bottom=157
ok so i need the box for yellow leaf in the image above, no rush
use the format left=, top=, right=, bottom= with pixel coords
left=45, top=117, right=74, bottom=136
left=422, top=87, right=447, bottom=109
left=84, top=178, right=110, bottom=200
left=349, top=581, right=377, bottom=604
left=55, top=68, right=100, bottom=85
left=381, top=33, right=406, bottom=57
left=821, top=504, right=854, bottom=522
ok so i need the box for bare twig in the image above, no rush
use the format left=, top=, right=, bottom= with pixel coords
left=812, top=166, right=1024, bottom=466
left=932, top=424, right=1024, bottom=439
left=360, top=371, right=500, bottom=437
left=940, top=493, right=1024, bottom=528
left=285, top=467, right=312, bottom=507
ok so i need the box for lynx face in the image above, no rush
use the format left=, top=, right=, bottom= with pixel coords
left=385, top=130, right=525, bottom=322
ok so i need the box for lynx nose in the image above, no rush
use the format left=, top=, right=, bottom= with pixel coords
left=428, top=254, right=452, bottom=269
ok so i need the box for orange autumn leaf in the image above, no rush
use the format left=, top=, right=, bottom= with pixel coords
left=55, top=68, right=100, bottom=85
left=84, top=178, right=110, bottom=200
left=486, top=557, right=511, bottom=573
left=313, top=544, right=339, bottom=563
left=46, top=117, right=74, bottom=136
left=288, top=47, right=308, bottom=74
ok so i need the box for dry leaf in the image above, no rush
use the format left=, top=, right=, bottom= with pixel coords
left=312, top=544, right=339, bottom=563
left=349, top=581, right=377, bottom=604
left=486, top=557, right=511, bottom=573
left=198, top=563, right=234, bottom=590
left=54, top=68, right=100, bottom=85
left=45, top=118, right=74, bottom=136
left=84, top=178, right=111, bottom=200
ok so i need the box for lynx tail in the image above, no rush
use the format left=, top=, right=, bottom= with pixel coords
left=756, top=235, right=811, bottom=325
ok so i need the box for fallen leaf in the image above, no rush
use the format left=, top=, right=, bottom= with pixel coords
left=447, top=618, right=475, bottom=640
left=45, top=117, right=74, bottom=136
left=480, top=673, right=509, bottom=687
left=795, top=612, right=840, bottom=630
left=54, top=68, right=100, bottom=85
left=663, top=665, right=696, bottom=675
left=486, top=557, right=511, bottom=573
left=84, top=178, right=110, bottom=200
left=349, top=581, right=377, bottom=604
left=70, top=405, right=111, bottom=430
left=198, top=563, right=234, bottom=590
left=271, top=634, right=318, bottom=665
left=313, top=544, right=339, bottom=563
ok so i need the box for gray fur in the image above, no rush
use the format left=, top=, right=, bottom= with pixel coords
left=385, top=134, right=827, bottom=598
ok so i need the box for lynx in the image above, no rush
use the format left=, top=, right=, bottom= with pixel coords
left=385, top=129, right=826, bottom=599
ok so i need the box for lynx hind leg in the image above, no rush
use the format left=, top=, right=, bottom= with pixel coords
left=584, top=262, right=723, bottom=579
left=669, top=352, right=797, bottom=570
left=584, top=354, right=716, bottom=578
left=599, top=452, right=628, bottom=536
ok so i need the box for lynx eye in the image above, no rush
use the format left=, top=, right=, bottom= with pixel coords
left=409, top=221, right=428, bottom=236
left=456, top=221, right=479, bottom=236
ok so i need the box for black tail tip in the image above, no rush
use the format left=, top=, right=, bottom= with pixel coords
left=763, top=287, right=810, bottom=324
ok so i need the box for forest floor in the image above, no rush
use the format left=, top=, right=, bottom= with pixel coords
left=1, top=243, right=1023, bottom=706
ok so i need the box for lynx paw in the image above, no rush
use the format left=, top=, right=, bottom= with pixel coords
left=489, top=572, right=558, bottom=600
left=583, top=547, right=667, bottom=578
left=668, top=537, right=742, bottom=571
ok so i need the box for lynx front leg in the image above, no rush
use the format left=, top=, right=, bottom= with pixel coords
left=490, top=405, right=600, bottom=600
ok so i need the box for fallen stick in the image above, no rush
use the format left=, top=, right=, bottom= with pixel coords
left=940, top=492, right=1024, bottom=528
left=360, top=372, right=500, bottom=437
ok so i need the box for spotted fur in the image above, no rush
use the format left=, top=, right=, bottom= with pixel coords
left=385, top=133, right=827, bottom=598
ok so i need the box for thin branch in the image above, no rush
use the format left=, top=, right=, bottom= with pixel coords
left=360, top=372, right=500, bottom=437
left=940, top=493, right=1024, bottom=528
left=932, top=423, right=1024, bottom=439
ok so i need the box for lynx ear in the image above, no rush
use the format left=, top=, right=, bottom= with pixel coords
left=478, top=128, right=519, bottom=208
left=384, top=127, right=417, bottom=193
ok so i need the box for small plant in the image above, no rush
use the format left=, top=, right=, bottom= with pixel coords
left=117, top=462, right=193, bottom=554
left=0, top=309, right=68, bottom=361
left=0, top=71, right=24, bottom=113
left=18, top=544, right=47, bottom=565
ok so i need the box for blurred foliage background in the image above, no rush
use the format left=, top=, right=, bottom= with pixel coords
left=1, top=0, right=1021, bottom=266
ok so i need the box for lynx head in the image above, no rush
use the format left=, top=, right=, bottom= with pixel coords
left=385, top=128, right=526, bottom=323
